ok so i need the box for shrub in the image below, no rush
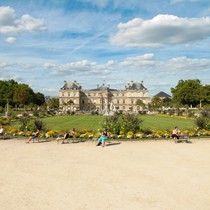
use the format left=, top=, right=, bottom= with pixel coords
left=19, top=112, right=30, bottom=131
left=195, top=109, right=210, bottom=130
left=143, top=128, right=153, bottom=135
left=102, top=113, right=143, bottom=135
left=194, top=116, right=208, bottom=129
left=33, top=119, right=46, bottom=131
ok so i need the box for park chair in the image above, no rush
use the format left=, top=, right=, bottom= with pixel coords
left=32, top=132, right=41, bottom=143
left=179, top=133, right=191, bottom=143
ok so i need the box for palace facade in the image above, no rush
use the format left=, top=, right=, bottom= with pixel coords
left=59, top=80, right=149, bottom=113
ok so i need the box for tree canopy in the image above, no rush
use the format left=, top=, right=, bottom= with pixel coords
left=0, top=79, right=45, bottom=107
left=171, top=79, right=204, bottom=107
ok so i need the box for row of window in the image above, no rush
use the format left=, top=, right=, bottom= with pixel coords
left=61, top=99, right=145, bottom=105
left=61, top=92, right=146, bottom=97
left=80, top=106, right=142, bottom=111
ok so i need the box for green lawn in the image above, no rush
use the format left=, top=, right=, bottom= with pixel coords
left=42, top=115, right=104, bottom=131
left=42, top=115, right=195, bottom=131
left=140, top=115, right=194, bottom=130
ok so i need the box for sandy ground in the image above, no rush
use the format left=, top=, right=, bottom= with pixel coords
left=0, top=138, right=210, bottom=210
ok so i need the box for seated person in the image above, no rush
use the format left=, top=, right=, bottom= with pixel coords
left=0, top=125, right=4, bottom=135
left=26, top=129, right=40, bottom=143
left=0, top=125, right=5, bottom=137
left=96, top=128, right=109, bottom=147
left=69, top=128, right=75, bottom=138
left=172, top=126, right=180, bottom=143
left=57, top=132, right=69, bottom=144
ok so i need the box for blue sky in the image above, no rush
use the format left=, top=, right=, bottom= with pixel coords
left=0, top=0, right=210, bottom=97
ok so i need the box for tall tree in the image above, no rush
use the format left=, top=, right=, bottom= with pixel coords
left=171, top=79, right=202, bottom=107
left=0, top=79, right=18, bottom=106
left=202, top=85, right=210, bottom=106
left=47, top=98, right=59, bottom=109
left=162, top=97, right=172, bottom=107
left=150, top=96, right=162, bottom=109
left=13, top=84, right=34, bottom=105
left=34, top=92, right=45, bottom=106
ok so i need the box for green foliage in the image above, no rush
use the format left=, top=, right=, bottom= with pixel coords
left=102, top=114, right=121, bottom=134
left=0, top=106, right=4, bottom=113
left=34, top=92, right=45, bottom=106
left=136, top=99, right=144, bottom=107
left=47, top=98, right=59, bottom=109
left=195, top=116, right=208, bottom=130
left=171, top=79, right=202, bottom=107
left=199, top=85, right=210, bottom=106
left=102, top=113, right=143, bottom=134
left=13, top=84, right=33, bottom=105
left=19, top=112, right=30, bottom=131
left=194, top=108, right=210, bottom=130
left=162, top=97, right=172, bottom=107
left=0, top=79, right=18, bottom=106
left=150, top=96, right=162, bottom=109
left=0, top=79, right=45, bottom=107
left=33, top=119, right=46, bottom=131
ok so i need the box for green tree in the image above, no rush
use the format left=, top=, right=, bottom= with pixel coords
left=0, top=79, right=45, bottom=108
left=136, top=99, right=145, bottom=110
left=0, top=79, right=18, bottom=107
left=162, top=97, right=172, bottom=107
left=47, top=98, right=59, bottom=109
left=150, top=96, right=162, bottom=109
left=13, top=84, right=34, bottom=105
left=202, top=85, right=210, bottom=106
left=171, top=79, right=202, bottom=107
left=34, top=92, right=45, bottom=106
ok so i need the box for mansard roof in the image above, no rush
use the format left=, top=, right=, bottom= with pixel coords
left=154, top=91, right=171, bottom=98
left=60, top=80, right=81, bottom=90
left=125, top=81, right=147, bottom=90
left=60, top=80, right=147, bottom=92
left=90, top=83, right=117, bottom=91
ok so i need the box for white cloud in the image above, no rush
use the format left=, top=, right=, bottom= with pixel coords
left=110, top=15, right=210, bottom=48
left=49, top=59, right=116, bottom=76
left=0, top=6, right=46, bottom=34
left=43, top=63, right=56, bottom=69
left=1, top=53, right=209, bottom=97
left=51, top=60, right=96, bottom=75
left=122, top=54, right=210, bottom=74
left=46, top=54, right=210, bottom=82
left=0, top=62, right=16, bottom=68
left=21, top=64, right=37, bottom=69
left=5, top=36, right=16, bottom=43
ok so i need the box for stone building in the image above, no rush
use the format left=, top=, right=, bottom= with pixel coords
left=59, top=80, right=149, bottom=113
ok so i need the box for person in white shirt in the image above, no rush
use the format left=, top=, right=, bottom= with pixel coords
left=0, top=125, right=5, bottom=135
left=172, top=126, right=180, bottom=143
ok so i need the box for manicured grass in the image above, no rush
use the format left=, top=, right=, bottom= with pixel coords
left=42, top=115, right=195, bottom=131
left=140, top=115, right=194, bottom=130
left=43, top=115, right=104, bottom=131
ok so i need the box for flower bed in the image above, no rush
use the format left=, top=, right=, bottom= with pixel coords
left=3, top=126, right=210, bottom=140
